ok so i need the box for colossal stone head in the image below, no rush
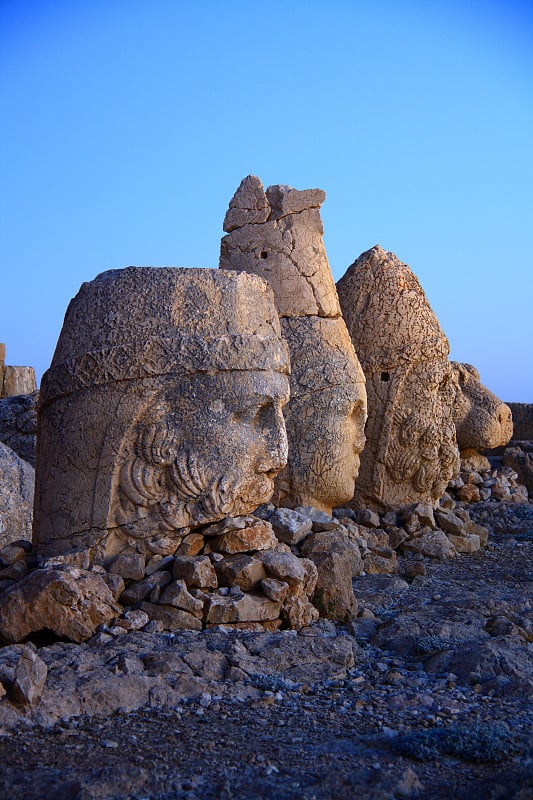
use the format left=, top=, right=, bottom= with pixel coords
left=451, top=361, right=513, bottom=468
left=220, top=175, right=367, bottom=514
left=337, top=246, right=460, bottom=511
left=34, top=268, right=290, bottom=562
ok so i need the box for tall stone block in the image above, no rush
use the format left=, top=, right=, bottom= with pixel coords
left=220, top=176, right=367, bottom=514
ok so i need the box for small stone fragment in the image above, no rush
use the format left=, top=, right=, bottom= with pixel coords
left=12, top=645, right=48, bottom=705
left=269, top=508, right=313, bottom=545
left=175, top=534, right=205, bottom=556
left=261, top=578, right=289, bottom=603
left=159, top=579, right=205, bottom=616
left=173, top=556, right=217, bottom=589
left=140, top=601, right=202, bottom=631
left=259, top=550, right=306, bottom=591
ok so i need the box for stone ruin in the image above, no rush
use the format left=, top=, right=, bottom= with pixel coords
left=0, top=343, right=36, bottom=399
left=337, top=245, right=460, bottom=512
left=0, top=183, right=529, bottom=651
left=220, top=176, right=367, bottom=515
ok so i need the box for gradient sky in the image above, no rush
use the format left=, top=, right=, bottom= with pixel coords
left=1, top=0, right=532, bottom=400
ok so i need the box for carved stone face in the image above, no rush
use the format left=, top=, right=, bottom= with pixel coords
left=283, top=385, right=367, bottom=513
left=109, top=370, right=289, bottom=552
left=33, top=268, right=291, bottom=561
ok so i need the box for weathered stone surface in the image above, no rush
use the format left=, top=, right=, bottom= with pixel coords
left=0, top=568, right=120, bottom=643
left=175, top=533, right=204, bottom=556
left=205, top=592, right=281, bottom=624
left=503, top=441, right=533, bottom=496
left=173, top=555, right=217, bottom=589
left=260, top=577, right=289, bottom=602
left=337, top=246, right=460, bottom=511
left=109, top=552, right=146, bottom=581
left=300, top=532, right=362, bottom=620
left=220, top=175, right=338, bottom=318
left=220, top=177, right=367, bottom=516
left=275, top=317, right=367, bottom=514
left=451, top=362, right=513, bottom=458
left=402, top=530, right=457, bottom=560
left=214, top=554, right=266, bottom=591
left=33, top=268, right=290, bottom=562
left=446, top=533, right=481, bottom=554
left=159, top=579, right=205, bottom=615
left=0, top=442, right=34, bottom=549
left=119, top=571, right=172, bottom=605
left=11, top=645, right=48, bottom=705
left=0, top=391, right=38, bottom=466
left=281, top=593, right=319, bottom=630
left=209, top=519, right=277, bottom=554
left=434, top=507, right=467, bottom=536
left=139, top=601, right=202, bottom=631
left=1, top=366, right=36, bottom=398
left=259, top=550, right=306, bottom=591
left=507, top=403, right=533, bottom=442
left=268, top=507, right=312, bottom=545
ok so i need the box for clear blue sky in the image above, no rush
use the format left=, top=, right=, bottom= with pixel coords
left=1, top=0, right=532, bottom=400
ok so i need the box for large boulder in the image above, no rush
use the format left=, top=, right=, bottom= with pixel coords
left=0, top=568, right=121, bottom=643
left=0, top=441, right=34, bottom=548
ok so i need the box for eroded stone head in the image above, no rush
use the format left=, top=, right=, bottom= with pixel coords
left=220, top=176, right=367, bottom=514
left=34, top=268, right=290, bottom=562
left=337, top=246, right=460, bottom=510
left=451, top=362, right=513, bottom=465
left=274, top=317, right=367, bottom=513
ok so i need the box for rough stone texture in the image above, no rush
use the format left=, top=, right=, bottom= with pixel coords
left=214, top=554, right=267, bottom=591
left=0, top=568, right=121, bottom=643
left=209, top=519, right=277, bottom=554
left=0, top=366, right=36, bottom=399
left=220, top=175, right=338, bottom=318
left=300, top=531, right=362, bottom=620
left=0, top=442, right=34, bottom=549
left=221, top=176, right=367, bottom=514
left=33, top=268, right=290, bottom=562
left=503, top=441, right=533, bottom=496
left=205, top=592, right=281, bottom=624
left=0, top=391, right=38, bottom=466
left=11, top=646, right=47, bottom=705
left=506, top=403, right=533, bottom=442
left=173, top=556, right=217, bottom=589
left=337, top=245, right=460, bottom=511
left=451, top=362, right=513, bottom=462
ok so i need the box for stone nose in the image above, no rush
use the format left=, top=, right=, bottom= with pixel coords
left=258, top=404, right=288, bottom=473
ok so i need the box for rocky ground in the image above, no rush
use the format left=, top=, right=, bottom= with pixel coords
left=0, top=499, right=531, bottom=800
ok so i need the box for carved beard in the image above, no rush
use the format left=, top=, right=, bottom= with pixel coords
left=387, top=413, right=457, bottom=497
left=112, top=420, right=274, bottom=538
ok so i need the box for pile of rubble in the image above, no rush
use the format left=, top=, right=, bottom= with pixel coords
left=447, top=462, right=529, bottom=504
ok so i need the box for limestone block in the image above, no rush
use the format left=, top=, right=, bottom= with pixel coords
left=451, top=362, right=513, bottom=454
left=0, top=568, right=121, bottom=643
left=434, top=507, right=467, bottom=536
left=446, top=533, right=481, bottom=554
left=173, top=555, right=217, bottom=589
left=176, top=533, right=205, bottom=556
left=261, top=577, right=289, bottom=602
left=0, top=441, right=34, bottom=549
left=0, top=391, right=38, bottom=466
left=159, top=579, right=205, bottom=615
left=33, top=268, right=290, bottom=562
left=12, top=646, right=47, bottom=705
left=205, top=592, right=281, bottom=624
left=402, top=530, right=457, bottom=560
left=300, top=532, right=362, bottom=621
left=214, top=554, right=267, bottom=591
left=281, top=593, right=319, bottom=630
left=268, top=507, right=313, bottom=545
left=337, top=246, right=460, bottom=510
left=109, top=552, right=145, bottom=581
left=209, top=519, right=277, bottom=554
left=140, top=601, right=202, bottom=631
left=119, top=571, right=172, bottom=605
left=1, top=367, right=36, bottom=398
left=259, top=550, right=306, bottom=591
left=221, top=175, right=339, bottom=318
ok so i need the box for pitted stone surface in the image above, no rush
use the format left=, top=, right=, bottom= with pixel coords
left=0, top=392, right=38, bottom=467
left=0, top=442, right=34, bottom=549
left=452, top=362, right=513, bottom=458
left=337, top=245, right=460, bottom=510
left=33, top=268, right=290, bottom=562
